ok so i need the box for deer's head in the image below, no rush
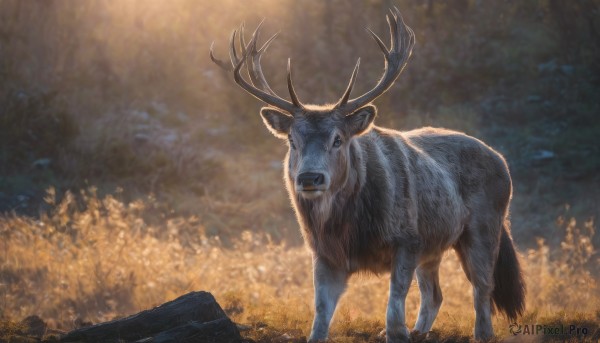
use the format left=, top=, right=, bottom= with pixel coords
left=210, top=7, right=414, bottom=199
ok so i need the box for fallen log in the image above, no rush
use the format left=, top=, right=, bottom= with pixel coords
left=61, top=291, right=241, bottom=342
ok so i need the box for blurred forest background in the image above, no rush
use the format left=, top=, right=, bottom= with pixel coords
left=0, top=0, right=599, bottom=340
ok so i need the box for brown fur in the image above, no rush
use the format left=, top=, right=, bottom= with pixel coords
left=212, top=10, right=524, bottom=340
left=268, top=107, right=525, bottom=337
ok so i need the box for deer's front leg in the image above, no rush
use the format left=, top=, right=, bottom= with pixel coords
left=309, top=257, right=348, bottom=342
left=386, top=248, right=417, bottom=343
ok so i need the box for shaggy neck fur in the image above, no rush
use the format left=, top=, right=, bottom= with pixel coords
left=291, top=136, right=384, bottom=270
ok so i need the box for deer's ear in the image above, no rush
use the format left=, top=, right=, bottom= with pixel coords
left=260, top=107, right=294, bottom=139
left=345, top=104, right=377, bottom=136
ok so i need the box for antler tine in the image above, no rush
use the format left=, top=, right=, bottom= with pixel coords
left=239, top=22, right=247, bottom=57
left=400, top=13, right=416, bottom=60
left=406, top=25, right=416, bottom=55
left=210, top=25, right=299, bottom=115
left=242, top=19, right=280, bottom=97
left=239, top=21, right=263, bottom=89
left=209, top=42, right=232, bottom=72
left=337, top=58, right=361, bottom=106
left=229, top=29, right=243, bottom=68
left=287, top=58, right=303, bottom=107
left=393, top=11, right=405, bottom=55
left=241, top=21, right=282, bottom=83
left=249, top=32, right=280, bottom=96
left=210, top=24, right=249, bottom=73
left=366, top=28, right=389, bottom=58
left=339, top=8, right=415, bottom=113
left=257, top=32, right=278, bottom=54
left=394, top=7, right=414, bottom=59
left=247, top=18, right=266, bottom=58
left=387, top=11, right=398, bottom=52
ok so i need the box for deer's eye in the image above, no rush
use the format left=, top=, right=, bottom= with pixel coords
left=288, top=135, right=296, bottom=150
left=333, top=135, right=342, bottom=148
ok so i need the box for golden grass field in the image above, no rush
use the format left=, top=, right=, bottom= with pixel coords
left=1, top=188, right=598, bottom=342
left=0, top=2, right=599, bottom=341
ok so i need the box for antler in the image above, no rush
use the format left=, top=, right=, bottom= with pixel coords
left=336, top=7, right=415, bottom=112
left=210, top=8, right=413, bottom=114
left=210, top=22, right=303, bottom=114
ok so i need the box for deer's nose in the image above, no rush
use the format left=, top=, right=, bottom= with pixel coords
left=297, top=172, right=325, bottom=189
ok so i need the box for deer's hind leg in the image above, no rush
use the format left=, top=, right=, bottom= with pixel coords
left=454, top=212, right=502, bottom=341
left=413, top=256, right=443, bottom=334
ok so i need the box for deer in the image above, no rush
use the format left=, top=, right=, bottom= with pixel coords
left=210, top=7, right=525, bottom=342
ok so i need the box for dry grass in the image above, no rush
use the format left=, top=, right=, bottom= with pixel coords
left=1, top=1, right=599, bottom=341
left=0, top=189, right=598, bottom=341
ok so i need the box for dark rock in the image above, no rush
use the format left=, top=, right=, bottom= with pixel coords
left=151, top=318, right=241, bottom=343
left=61, top=291, right=240, bottom=343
